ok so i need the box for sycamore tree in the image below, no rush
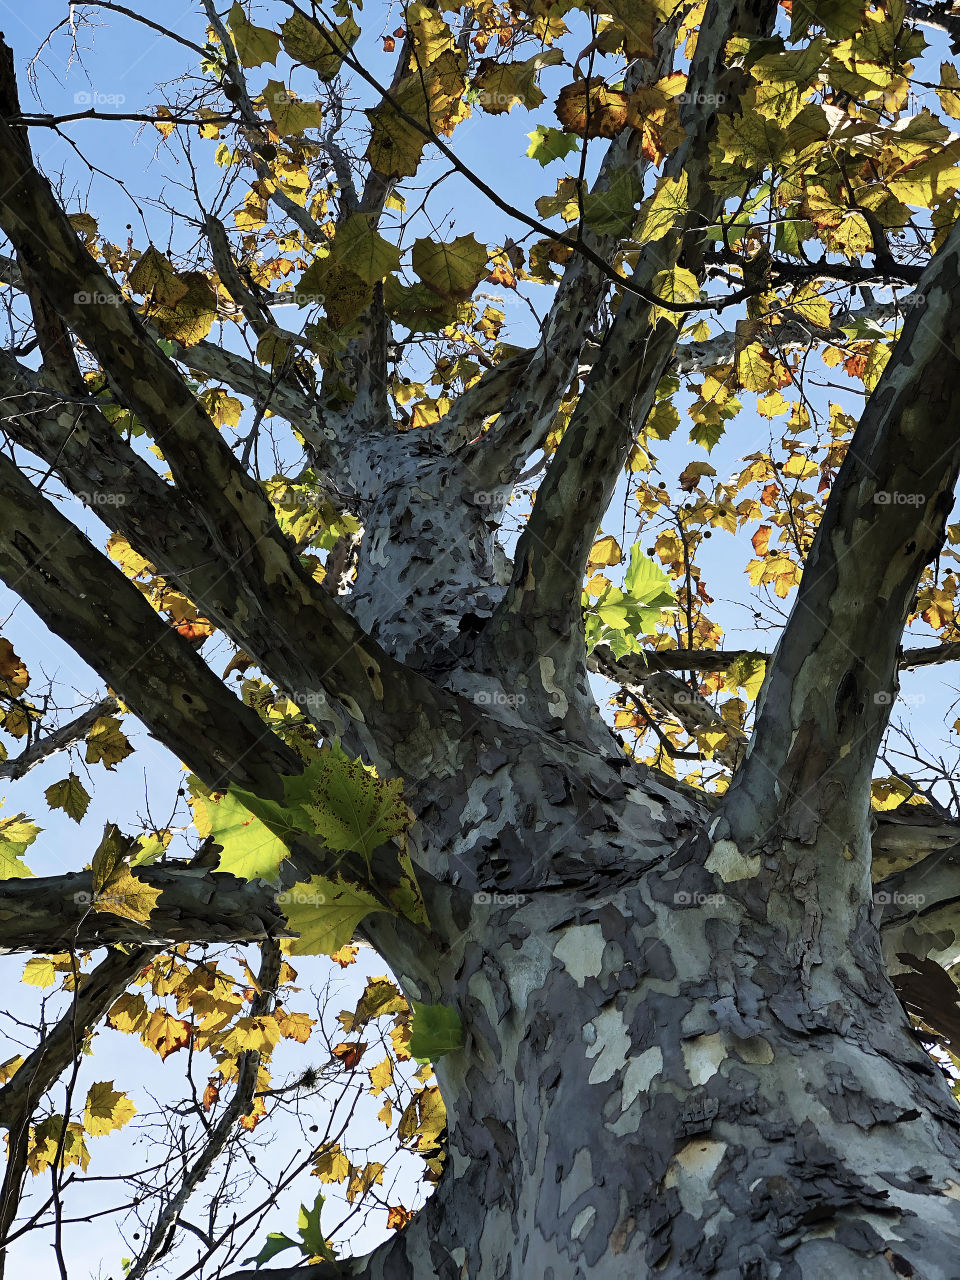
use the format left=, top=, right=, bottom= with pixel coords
left=6, top=0, right=960, bottom=1275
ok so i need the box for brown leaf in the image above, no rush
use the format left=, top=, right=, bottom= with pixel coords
left=555, top=78, right=629, bottom=138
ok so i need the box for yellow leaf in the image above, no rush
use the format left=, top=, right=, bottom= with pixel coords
left=634, top=172, right=689, bottom=243
left=368, top=1056, right=394, bottom=1096
left=85, top=715, right=133, bottom=769
left=0, top=1055, right=23, bottom=1084
left=83, top=1081, right=137, bottom=1137
left=650, top=266, right=700, bottom=328
left=586, top=535, right=623, bottom=569
left=312, top=1143, right=351, bottom=1183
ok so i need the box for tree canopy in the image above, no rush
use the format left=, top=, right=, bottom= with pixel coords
left=3, top=0, right=960, bottom=1275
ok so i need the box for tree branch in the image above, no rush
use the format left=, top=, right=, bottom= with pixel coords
left=0, top=697, right=117, bottom=780
left=0, top=866, right=290, bottom=954
left=479, top=0, right=780, bottom=731
left=0, top=446, right=304, bottom=799
left=715, top=212, right=960, bottom=883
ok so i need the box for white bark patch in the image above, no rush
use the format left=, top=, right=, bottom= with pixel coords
left=571, top=1205, right=596, bottom=1240
left=537, top=656, right=569, bottom=719
left=586, top=1006, right=631, bottom=1084
left=664, top=1139, right=726, bottom=1218
left=683, top=1033, right=727, bottom=1086
left=705, top=839, right=761, bottom=882
left=559, top=1146, right=593, bottom=1215
left=554, top=925, right=605, bottom=986
left=621, top=1046, right=663, bottom=1110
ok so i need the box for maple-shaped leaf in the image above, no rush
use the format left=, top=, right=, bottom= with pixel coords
left=150, top=270, right=218, bottom=347
left=649, top=266, right=701, bottom=328
left=366, top=51, right=468, bottom=179
left=84, top=715, right=133, bottom=769
left=262, top=79, right=324, bottom=135
left=228, top=1, right=280, bottom=67
left=0, top=811, right=39, bottom=878
left=142, top=1009, right=192, bottom=1059
left=329, top=214, right=401, bottom=285
left=634, top=172, right=689, bottom=244
left=290, top=749, right=412, bottom=860
left=312, top=1143, right=351, bottom=1183
left=281, top=874, right=391, bottom=955
left=280, top=10, right=358, bottom=80
left=83, top=1081, right=137, bottom=1137
left=472, top=48, right=562, bottom=114
left=90, top=823, right=162, bottom=923
left=407, top=1000, right=463, bottom=1063
left=128, top=245, right=189, bottom=308
left=413, top=234, right=488, bottom=301
left=525, top=124, right=580, bottom=166
left=45, top=773, right=90, bottom=824
left=555, top=78, right=629, bottom=138
left=0, top=637, right=28, bottom=695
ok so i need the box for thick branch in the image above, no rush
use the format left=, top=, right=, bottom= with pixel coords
left=0, top=865, right=290, bottom=954
left=0, top=86, right=447, bottom=753
left=717, top=213, right=960, bottom=869
left=0, top=447, right=303, bottom=798
left=481, top=0, right=780, bottom=727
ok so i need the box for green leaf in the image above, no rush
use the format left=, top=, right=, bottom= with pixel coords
left=244, top=1233, right=299, bottom=1268
left=297, top=1193, right=336, bottom=1261
left=582, top=169, right=643, bottom=238
left=45, top=773, right=90, bottom=824
left=228, top=2, right=280, bottom=67
left=690, top=420, right=725, bottom=452
left=407, top=1000, right=463, bottom=1063
left=208, top=790, right=291, bottom=881
left=328, top=214, right=401, bottom=285
left=634, top=172, right=689, bottom=244
left=525, top=124, right=580, bottom=166
left=623, top=543, right=676, bottom=613
left=412, top=235, right=488, bottom=300
left=0, top=812, right=40, bottom=878
left=294, top=748, right=412, bottom=863
left=281, top=874, right=391, bottom=956
left=649, top=266, right=700, bottom=328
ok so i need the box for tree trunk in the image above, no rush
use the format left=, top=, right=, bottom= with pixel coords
left=229, top=787, right=960, bottom=1279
